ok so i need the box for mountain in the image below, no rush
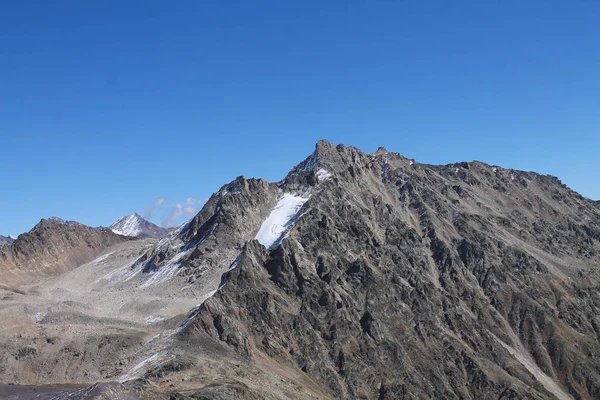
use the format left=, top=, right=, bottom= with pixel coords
left=0, top=235, right=14, bottom=248
left=110, top=213, right=170, bottom=238
left=0, top=218, right=129, bottom=285
left=1, top=140, right=599, bottom=399
left=137, top=140, right=600, bottom=399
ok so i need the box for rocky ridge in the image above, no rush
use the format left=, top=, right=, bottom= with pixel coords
left=156, top=141, right=600, bottom=399
left=0, top=218, right=129, bottom=285
left=0, top=235, right=14, bottom=249
left=1, top=140, right=599, bottom=400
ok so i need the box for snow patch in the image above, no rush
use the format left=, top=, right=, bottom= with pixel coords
left=493, top=335, right=571, bottom=400
left=33, top=311, right=47, bottom=323
left=316, top=168, right=332, bottom=182
left=152, top=220, right=190, bottom=256
left=171, top=219, right=191, bottom=238
left=227, top=252, right=244, bottom=272
left=255, top=194, right=309, bottom=250
left=91, top=251, right=115, bottom=265
left=140, top=251, right=186, bottom=288
left=99, top=255, right=145, bottom=283
left=119, top=353, right=171, bottom=382
left=145, top=315, right=165, bottom=323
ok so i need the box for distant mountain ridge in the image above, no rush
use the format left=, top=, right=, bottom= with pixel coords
left=110, top=213, right=170, bottom=238
left=0, top=218, right=128, bottom=285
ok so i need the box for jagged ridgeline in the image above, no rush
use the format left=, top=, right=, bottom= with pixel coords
left=0, top=140, right=599, bottom=400
left=0, top=235, right=14, bottom=248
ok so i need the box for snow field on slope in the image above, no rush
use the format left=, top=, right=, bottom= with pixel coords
left=111, top=214, right=142, bottom=236
left=255, top=194, right=309, bottom=249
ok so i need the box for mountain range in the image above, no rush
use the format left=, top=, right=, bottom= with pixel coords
left=0, top=140, right=598, bottom=399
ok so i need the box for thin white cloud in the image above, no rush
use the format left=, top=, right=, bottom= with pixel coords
left=162, top=197, right=199, bottom=227
left=183, top=206, right=195, bottom=214
left=144, top=197, right=167, bottom=219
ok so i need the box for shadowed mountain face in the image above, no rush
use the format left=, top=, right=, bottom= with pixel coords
left=110, top=213, right=171, bottom=238
left=0, top=218, right=129, bottom=285
left=1, top=141, right=599, bottom=399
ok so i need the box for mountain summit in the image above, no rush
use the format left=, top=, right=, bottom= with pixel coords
left=110, top=213, right=170, bottom=238
left=1, top=141, right=599, bottom=399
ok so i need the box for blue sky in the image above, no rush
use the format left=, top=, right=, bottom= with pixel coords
left=1, top=1, right=598, bottom=236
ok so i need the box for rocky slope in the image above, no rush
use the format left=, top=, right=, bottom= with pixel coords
left=1, top=140, right=599, bottom=400
left=156, top=141, right=599, bottom=399
left=110, top=213, right=171, bottom=238
left=0, top=218, right=129, bottom=286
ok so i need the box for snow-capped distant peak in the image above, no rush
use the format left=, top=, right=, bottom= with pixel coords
left=110, top=213, right=171, bottom=239
left=111, top=214, right=143, bottom=236
left=255, top=194, right=309, bottom=250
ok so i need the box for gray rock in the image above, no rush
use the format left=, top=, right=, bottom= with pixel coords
left=175, top=141, right=600, bottom=399
left=0, top=235, right=14, bottom=248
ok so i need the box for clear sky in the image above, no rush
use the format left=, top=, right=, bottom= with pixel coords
left=1, top=1, right=598, bottom=237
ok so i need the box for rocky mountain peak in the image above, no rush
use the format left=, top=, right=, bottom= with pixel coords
left=373, top=145, right=388, bottom=155
left=45, top=216, right=82, bottom=226
left=292, top=139, right=345, bottom=176
left=1, top=141, right=599, bottom=399
left=171, top=141, right=600, bottom=399
left=0, top=235, right=14, bottom=249
left=110, top=213, right=170, bottom=238
left=48, top=216, right=66, bottom=224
